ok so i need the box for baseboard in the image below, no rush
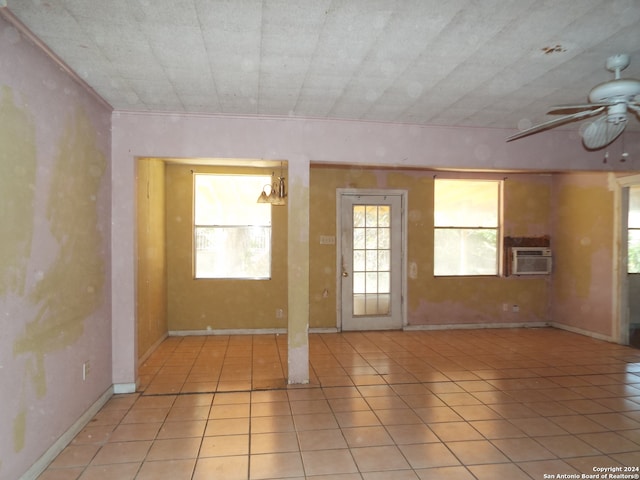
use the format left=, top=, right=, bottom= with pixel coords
left=309, top=327, right=339, bottom=333
left=404, top=321, right=550, bottom=331
left=169, top=328, right=287, bottom=336
left=550, top=322, right=615, bottom=343
left=113, top=382, right=137, bottom=394
left=19, top=386, right=113, bottom=480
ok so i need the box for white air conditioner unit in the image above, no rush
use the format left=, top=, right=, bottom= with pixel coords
left=512, top=247, right=552, bottom=275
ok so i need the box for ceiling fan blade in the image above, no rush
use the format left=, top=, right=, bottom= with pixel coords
left=506, top=106, right=605, bottom=142
left=547, top=102, right=612, bottom=115
left=582, top=115, right=626, bottom=149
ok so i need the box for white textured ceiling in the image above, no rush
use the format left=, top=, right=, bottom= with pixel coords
left=4, top=0, right=640, bottom=133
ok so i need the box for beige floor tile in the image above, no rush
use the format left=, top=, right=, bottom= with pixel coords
left=548, top=414, right=610, bottom=434
left=563, top=455, right=625, bottom=473
left=398, top=443, right=461, bottom=469
left=90, top=440, right=152, bottom=465
left=214, top=392, right=251, bottom=405
left=251, top=415, right=295, bottom=433
left=78, top=462, right=140, bottom=480
left=298, top=428, right=348, bottom=450
left=146, top=437, right=202, bottom=460
left=430, top=422, right=483, bottom=442
left=71, top=425, right=114, bottom=445
left=193, top=455, right=248, bottom=480
left=414, top=406, right=463, bottom=423
left=290, top=399, right=332, bottom=415
left=250, top=452, right=304, bottom=479
left=491, top=437, right=556, bottom=462
left=200, top=434, right=249, bottom=457
left=293, top=412, right=340, bottom=430
left=342, top=426, right=393, bottom=448
left=121, top=407, right=169, bottom=424
left=36, top=467, right=84, bottom=480
left=37, top=330, right=640, bottom=480
left=509, top=417, right=570, bottom=436
left=205, top=417, right=250, bottom=436
left=578, top=431, right=640, bottom=454
left=136, top=459, right=196, bottom=480
left=415, top=465, right=476, bottom=480
left=351, top=445, right=410, bottom=472
left=385, top=424, right=439, bottom=445
left=328, top=397, right=371, bottom=412
left=467, top=419, right=526, bottom=439
left=251, top=432, right=299, bottom=454
left=157, top=419, right=207, bottom=439
left=375, top=408, right=422, bottom=426
left=446, top=440, right=509, bottom=465
left=209, top=403, right=250, bottom=419
left=362, top=470, right=420, bottom=480
left=517, top=459, right=580, bottom=479
left=335, top=410, right=381, bottom=428
left=467, top=462, right=532, bottom=480
left=541, top=432, right=607, bottom=458
left=451, top=405, right=502, bottom=421
left=250, top=401, right=291, bottom=417
left=108, top=422, right=161, bottom=442
left=587, top=412, right=640, bottom=430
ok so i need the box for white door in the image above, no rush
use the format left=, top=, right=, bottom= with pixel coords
left=339, top=192, right=404, bottom=331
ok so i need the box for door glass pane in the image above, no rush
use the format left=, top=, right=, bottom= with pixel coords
left=352, top=204, right=391, bottom=316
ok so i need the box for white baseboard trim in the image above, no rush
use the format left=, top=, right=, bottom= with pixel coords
left=404, top=322, right=550, bottom=331
left=550, top=322, right=615, bottom=343
left=20, top=386, right=113, bottom=480
left=113, top=382, right=137, bottom=394
left=169, top=328, right=287, bottom=336
left=309, top=327, right=339, bottom=333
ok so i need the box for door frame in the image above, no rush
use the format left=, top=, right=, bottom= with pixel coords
left=336, top=188, right=408, bottom=332
left=616, top=173, right=640, bottom=345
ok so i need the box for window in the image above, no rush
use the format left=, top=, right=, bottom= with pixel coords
left=434, top=179, right=501, bottom=276
left=194, top=174, right=271, bottom=279
left=629, top=186, right=640, bottom=273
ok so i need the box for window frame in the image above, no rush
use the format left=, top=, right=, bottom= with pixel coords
left=628, top=185, right=640, bottom=274
left=433, top=178, right=503, bottom=277
left=193, top=173, right=273, bottom=280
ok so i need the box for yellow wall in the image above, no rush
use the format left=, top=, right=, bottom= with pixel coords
left=309, top=166, right=553, bottom=328
left=163, top=163, right=624, bottom=333
left=136, top=158, right=168, bottom=359
left=165, top=164, right=288, bottom=331
left=551, top=172, right=615, bottom=337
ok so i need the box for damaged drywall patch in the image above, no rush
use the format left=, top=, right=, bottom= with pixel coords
left=12, top=106, right=106, bottom=452
left=0, top=86, right=36, bottom=296
left=12, top=407, right=26, bottom=453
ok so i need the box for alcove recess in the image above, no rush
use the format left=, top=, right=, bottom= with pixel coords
left=503, top=236, right=551, bottom=277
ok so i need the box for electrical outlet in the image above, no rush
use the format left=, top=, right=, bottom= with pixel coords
left=512, top=304, right=520, bottom=313
left=82, top=361, right=90, bottom=381
left=276, top=309, right=284, bottom=319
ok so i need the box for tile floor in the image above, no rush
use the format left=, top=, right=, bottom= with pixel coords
left=38, top=328, right=640, bottom=479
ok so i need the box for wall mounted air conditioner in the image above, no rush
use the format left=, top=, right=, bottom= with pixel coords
left=512, top=247, right=552, bottom=275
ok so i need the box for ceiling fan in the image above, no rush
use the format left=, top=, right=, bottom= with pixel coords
left=507, top=54, right=640, bottom=149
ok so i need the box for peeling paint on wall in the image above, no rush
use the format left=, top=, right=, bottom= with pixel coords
left=12, top=407, right=26, bottom=453
left=11, top=107, right=106, bottom=452
left=0, top=86, right=36, bottom=296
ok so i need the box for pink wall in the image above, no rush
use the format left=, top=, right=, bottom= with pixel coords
left=0, top=14, right=112, bottom=480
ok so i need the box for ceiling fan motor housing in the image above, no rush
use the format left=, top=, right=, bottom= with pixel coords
left=588, top=78, right=640, bottom=104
